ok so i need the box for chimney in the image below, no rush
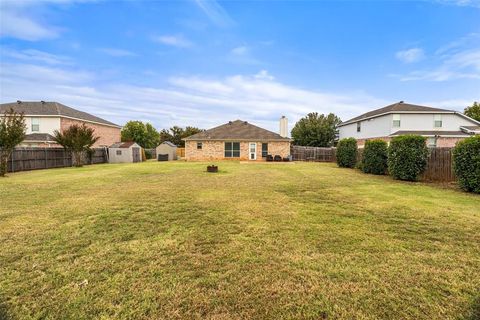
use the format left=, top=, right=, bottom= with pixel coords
left=279, top=116, right=288, bottom=138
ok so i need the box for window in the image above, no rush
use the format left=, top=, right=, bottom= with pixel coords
left=224, top=142, right=240, bottom=158
left=116, top=150, right=122, bottom=155
left=262, top=143, right=268, bottom=158
left=197, top=142, right=203, bottom=150
left=31, top=118, right=40, bottom=132
left=434, top=114, right=442, bottom=128
left=357, top=122, right=361, bottom=132
left=392, top=114, right=401, bottom=127
left=427, top=137, right=437, bottom=148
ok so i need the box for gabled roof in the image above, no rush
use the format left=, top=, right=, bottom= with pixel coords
left=23, top=133, right=56, bottom=142
left=160, top=141, right=177, bottom=147
left=183, top=120, right=291, bottom=141
left=110, top=141, right=138, bottom=148
left=0, top=101, right=121, bottom=128
left=339, top=101, right=454, bottom=127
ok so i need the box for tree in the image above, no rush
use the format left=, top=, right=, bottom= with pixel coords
left=53, top=124, right=99, bottom=167
left=464, top=101, right=480, bottom=122
left=291, top=112, right=341, bottom=147
left=0, top=108, right=26, bottom=177
left=121, top=121, right=160, bottom=148
left=159, top=126, right=202, bottom=147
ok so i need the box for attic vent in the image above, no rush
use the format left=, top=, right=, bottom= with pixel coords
left=244, top=121, right=248, bottom=125
left=41, top=100, right=45, bottom=104
left=399, top=100, right=404, bottom=103
left=17, top=100, right=21, bottom=104
left=228, top=121, right=233, bottom=124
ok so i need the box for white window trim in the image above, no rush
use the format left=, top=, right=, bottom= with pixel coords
left=249, top=142, right=257, bottom=160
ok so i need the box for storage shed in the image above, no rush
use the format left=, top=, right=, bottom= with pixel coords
left=108, top=142, right=142, bottom=163
left=156, top=141, right=177, bottom=161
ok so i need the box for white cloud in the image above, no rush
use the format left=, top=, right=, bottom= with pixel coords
left=398, top=48, right=480, bottom=81
left=255, top=70, right=274, bottom=80
left=434, top=0, right=480, bottom=8
left=228, top=45, right=260, bottom=65
left=0, top=0, right=91, bottom=41
left=193, top=0, right=234, bottom=27
left=231, top=46, right=248, bottom=56
left=395, top=34, right=480, bottom=82
left=152, top=35, right=193, bottom=48
left=0, top=4, right=59, bottom=41
left=0, top=60, right=388, bottom=131
left=98, top=48, right=136, bottom=57
left=395, top=48, right=425, bottom=63
left=1, top=48, right=72, bottom=65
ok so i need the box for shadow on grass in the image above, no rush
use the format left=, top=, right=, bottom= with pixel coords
left=0, top=300, right=10, bottom=320
left=466, top=295, right=480, bottom=320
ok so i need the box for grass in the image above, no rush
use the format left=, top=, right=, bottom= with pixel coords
left=0, top=161, right=479, bottom=320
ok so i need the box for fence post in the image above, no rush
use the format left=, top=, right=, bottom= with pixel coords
left=11, top=149, right=15, bottom=173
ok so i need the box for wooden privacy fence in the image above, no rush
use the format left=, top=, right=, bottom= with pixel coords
left=291, top=146, right=336, bottom=162
left=292, top=145, right=455, bottom=182
left=176, top=147, right=185, bottom=158
left=6, top=147, right=107, bottom=173
left=421, top=147, right=455, bottom=182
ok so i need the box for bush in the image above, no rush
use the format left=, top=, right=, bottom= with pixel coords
left=362, top=140, right=388, bottom=175
left=336, top=138, right=358, bottom=168
left=145, top=149, right=155, bottom=160
left=388, top=135, right=428, bottom=181
left=452, top=135, right=480, bottom=193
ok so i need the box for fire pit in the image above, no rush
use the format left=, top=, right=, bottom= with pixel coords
left=207, top=165, right=218, bottom=173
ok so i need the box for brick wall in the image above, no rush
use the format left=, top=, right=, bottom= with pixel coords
left=60, top=118, right=121, bottom=147
left=436, top=137, right=465, bottom=147
left=185, top=140, right=290, bottom=161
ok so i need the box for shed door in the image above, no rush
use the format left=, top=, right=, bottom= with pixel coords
left=132, top=147, right=141, bottom=163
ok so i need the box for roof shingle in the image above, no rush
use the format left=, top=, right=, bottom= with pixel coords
left=339, top=101, right=453, bottom=127
left=0, top=101, right=120, bottom=127
left=183, top=120, right=290, bottom=141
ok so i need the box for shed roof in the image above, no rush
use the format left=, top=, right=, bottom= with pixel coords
left=110, top=141, right=138, bottom=148
left=160, top=141, right=177, bottom=147
left=183, top=120, right=291, bottom=141
left=0, top=101, right=121, bottom=128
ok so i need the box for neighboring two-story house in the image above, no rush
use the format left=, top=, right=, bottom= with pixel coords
left=338, top=101, right=480, bottom=147
left=0, top=101, right=122, bottom=147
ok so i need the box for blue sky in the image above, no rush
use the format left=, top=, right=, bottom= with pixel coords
left=0, top=0, right=479, bottom=132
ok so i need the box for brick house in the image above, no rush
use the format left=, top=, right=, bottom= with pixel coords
left=0, top=101, right=121, bottom=147
left=338, top=101, right=480, bottom=147
left=183, top=119, right=291, bottom=161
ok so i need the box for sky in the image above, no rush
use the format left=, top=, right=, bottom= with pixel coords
left=0, top=0, right=479, bottom=133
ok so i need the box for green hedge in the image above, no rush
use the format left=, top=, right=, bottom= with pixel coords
left=362, top=139, right=388, bottom=175
left=387, top=135, right=428, bottom=181
left=452, top=135, right=480, bottom=193
left=336, top=138, right=357, bottom=168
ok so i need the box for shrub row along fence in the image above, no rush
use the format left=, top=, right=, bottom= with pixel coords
left=6, top=147, right=108, bottom=173
left=292, top=145, right=455, bottom=182
left=291, top=146, right=336, bottom=162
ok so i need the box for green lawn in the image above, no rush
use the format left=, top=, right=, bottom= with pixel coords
left=1, top=161, right=479, bottom=320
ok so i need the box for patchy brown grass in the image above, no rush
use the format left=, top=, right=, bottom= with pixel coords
left=0, top=161, right=479, bottom=319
